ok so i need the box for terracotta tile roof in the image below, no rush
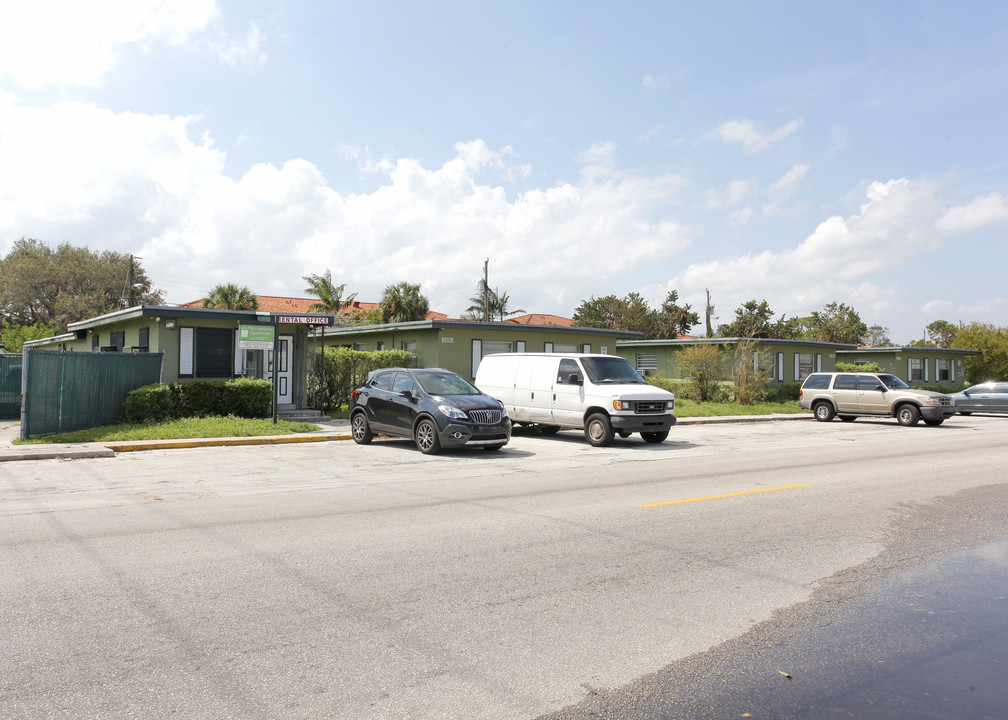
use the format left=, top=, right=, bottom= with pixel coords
left=506, top=313, right=574, bottom=326
left=178, top=296, right=443, bottom=321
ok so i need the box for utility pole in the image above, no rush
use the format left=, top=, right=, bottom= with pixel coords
left=483, top=258, right=489, bottom=322
left=705, top=288, right=715, bottom=338
left=121, top=255, right=136, bottom=307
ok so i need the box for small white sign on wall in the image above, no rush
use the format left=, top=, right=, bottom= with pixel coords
left=441, top=337, right=454, bottom=343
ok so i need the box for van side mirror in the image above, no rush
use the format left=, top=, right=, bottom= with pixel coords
left=569, top=373, right=583, bottom=386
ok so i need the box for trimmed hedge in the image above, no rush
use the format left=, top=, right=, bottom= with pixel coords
left=124, top=378, right=273, bottom=423
left=309, top=347, right=414, bottom=410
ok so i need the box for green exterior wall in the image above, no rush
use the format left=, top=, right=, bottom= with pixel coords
left=836, top=348, right=973, bottom=388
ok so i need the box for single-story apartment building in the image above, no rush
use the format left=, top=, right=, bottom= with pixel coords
left=24, top=305, right=336, bottom=410
left=836, top=347, right=979, bottom=387
left=614, top=337, right=857, bottom=386
left=319, top=319, right=641, bottom=379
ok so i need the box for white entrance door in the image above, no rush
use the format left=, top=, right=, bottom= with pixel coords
left=267, top=335, right=294, bottom=404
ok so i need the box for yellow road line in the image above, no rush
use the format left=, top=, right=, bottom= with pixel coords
left=642, top=483, right=811, bottom=508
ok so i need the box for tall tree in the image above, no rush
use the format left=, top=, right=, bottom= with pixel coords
left=203, top=283, right=258, bottom=311
left=466, top=281, right=524, bottom=322
left=953, top=322, right=1008, bottom=382
left=717, top=299, right=777, bottom=338
left=926, top=319, right=958, bottom=348
left=863, top=324, right=893, bottom=347
left=573, top=290, right=696, bottom=339
left=303, top=270, right=356, bottom=318
left=0, top=238, right=164, bottom=330
left=803, top=301, right=867, bottom=344
left=380, top=281, right=429, bottom=323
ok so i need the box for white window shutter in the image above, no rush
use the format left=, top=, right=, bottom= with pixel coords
left=794, top=353, right=799, bottom=381
left=925, top=359, right=929, bottom=382
left=471, top=339, right=482, bottom=379
left=179, top=327, right=194, bottom=375
left=816, top=354, right=822, bottom=372
left=234, top=330, right=244, bottom=375
left=778, top=353, right=784, bottom=382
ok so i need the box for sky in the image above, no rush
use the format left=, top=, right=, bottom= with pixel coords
left=1, top=1, right=1007, bottom=343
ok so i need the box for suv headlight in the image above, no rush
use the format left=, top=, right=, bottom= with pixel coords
left=438, top=405, right=468, bottom=420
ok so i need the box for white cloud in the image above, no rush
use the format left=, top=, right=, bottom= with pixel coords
left=214, top=21, right=268, bottom=68
left=0, top=0, right=220, bottom=86
left=0, top=99, right=693, bottom=311
left=704, top=179, right=756, bottom=210
left=642, top=74, right=668, bottom=90
left=769, top=163, right=810, bottom=196
left=937, top=192, right=1008, bottom=234
left=708, top=118, right=804, bottom=154
left=667, top=178, right=944, bottom=322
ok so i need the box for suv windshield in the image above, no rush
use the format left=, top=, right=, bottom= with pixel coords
left=415, top=372, right=481, bottom=396
left=877, top=373, right=910, bottom=390
left=581, top=357, right=647, bottom=385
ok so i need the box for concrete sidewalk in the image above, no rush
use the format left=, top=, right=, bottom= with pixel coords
left=0, top=414, right=811, bottom=463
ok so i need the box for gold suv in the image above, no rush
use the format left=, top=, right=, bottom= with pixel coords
left=798, top=372, right=956, bottom=426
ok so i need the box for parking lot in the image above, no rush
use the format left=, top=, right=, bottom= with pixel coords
left=2, top=415, right=1007, bottom=719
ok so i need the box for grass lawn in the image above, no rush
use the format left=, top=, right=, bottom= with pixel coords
left=14, top=403, right=805, bottom=444
left=15, top=415, right=323, bottom=444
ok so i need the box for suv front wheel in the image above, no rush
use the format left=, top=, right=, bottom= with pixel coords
left=896, top=404, right=921, bottom=426
left=812, top=401, right=836, bottom=422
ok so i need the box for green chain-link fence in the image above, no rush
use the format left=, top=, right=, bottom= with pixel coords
left=21, top=350, right=164, bottom=439
left=1, top=353, right=21, bottom=419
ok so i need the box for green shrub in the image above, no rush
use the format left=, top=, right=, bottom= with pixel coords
left=765, top=382, right=802, bottom=402
left=124, top=384, right=175, bottom=423
left=646, top=374, right=691, bottom=398
left=836, top=361, right=883, bottom=373
left=309, top=347, right=414, bottom=409
left=124, top=378, right=276, bottom=423
left=222, top=378, right=273, bottom=418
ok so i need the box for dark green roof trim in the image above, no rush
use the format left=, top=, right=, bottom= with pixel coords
left=65, top=305, right=335, bottom=331
left=837, top=347, right=981, bottom=356
left=617, top=337, right=858, bottom=350
left=321, top=319, right=644, bottom=339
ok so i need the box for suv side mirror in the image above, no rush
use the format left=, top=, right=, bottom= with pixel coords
left=875, top=384, right=886, bottom=392
left=400, top=389, right=414, bottom=402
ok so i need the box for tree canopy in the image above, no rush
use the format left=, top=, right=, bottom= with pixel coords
left=803, top=301, right=867, bottom=344
left=380, top=282, right=429, bottom=323
left=572, top=291, right=698, bottom=339
left=717, top=299, right=799, bottom=338
left=953, top=322, right=1008, bottom=382
left=303, top=270, right=356, bottom=317
left=0, top=238, right=164, bottom=330
left=203, top=283, right=258, bottom=311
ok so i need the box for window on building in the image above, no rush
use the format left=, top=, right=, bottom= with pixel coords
left=138, top=326, right=149, bottom=351
left=554, top=343, right=578, bottom=353
left=92, top=332, right=99, bottom=351
left=796, top=353, right=814, bottom=381
left=909, top=358, right=924, bottom=381
left=637, top=353, right=658, bottom=376
left=194, top=328, right=233, bottom=377
left=482, top=341, right=513, bottom=356
left=377, top=341, right=386, bottom=351
left=353, top=343, right=366, bottom=351
left=936, top=358, right=950, bottom=381
left=108, top=331, right=125, bottom=351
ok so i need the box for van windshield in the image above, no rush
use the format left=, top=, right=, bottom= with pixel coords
left=581, top=357, right=647, bottom=385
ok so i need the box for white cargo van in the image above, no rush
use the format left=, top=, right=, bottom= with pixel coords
left=474, top=353, right=675, bottom=446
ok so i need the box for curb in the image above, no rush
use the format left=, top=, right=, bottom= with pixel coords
left=105, top=433, right=352, bottom=453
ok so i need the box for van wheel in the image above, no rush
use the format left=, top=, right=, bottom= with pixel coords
left=896, top=405, right=920, bottom=426
left=538, top=425, right=560, bottom=435
left=617, top=430, right=632, bottom=438
left=813, top=402, right=835, bottom=422
left=641, top=431, right=669, bottom=443
left=414, top=417, right=441, bottom=454
left=351, top=412, right=373, bottom=444
left=584, top=413, right=615, bottom=447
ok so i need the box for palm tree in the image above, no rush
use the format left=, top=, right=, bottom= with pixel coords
left=203, top=283, right=258, bottom=310
left=303, top=270, right=356, bottom=320
left=466, top=281, right=524, bottom=321
left=380, top=281, right=429, bottom=323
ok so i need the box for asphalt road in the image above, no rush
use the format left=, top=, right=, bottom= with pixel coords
left=1, top=415, right=1006, bottom=719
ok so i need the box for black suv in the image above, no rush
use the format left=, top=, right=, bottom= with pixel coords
left=350, top=368, right=512, bottom=454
